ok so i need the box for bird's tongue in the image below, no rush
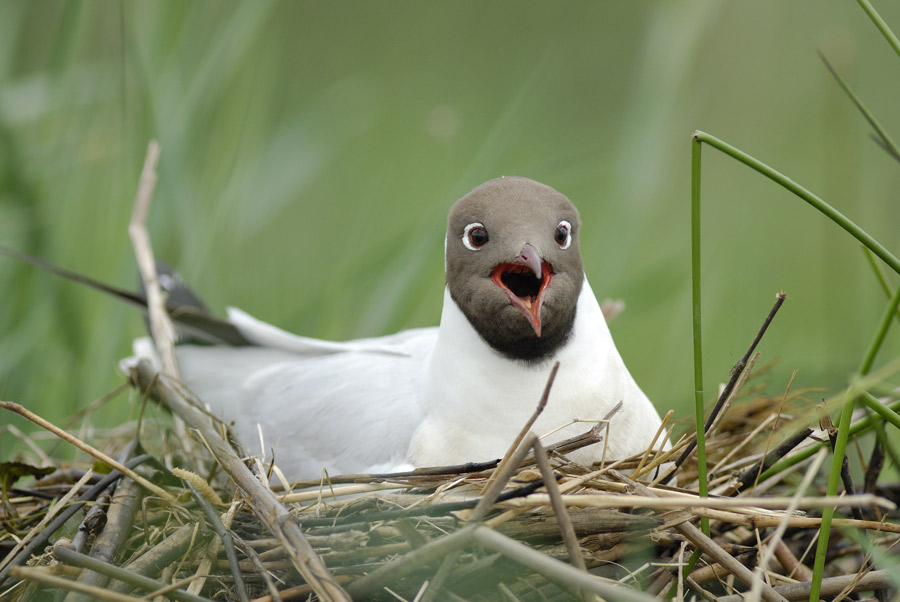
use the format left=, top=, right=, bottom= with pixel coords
left=491, top=258, right=552, bottom=337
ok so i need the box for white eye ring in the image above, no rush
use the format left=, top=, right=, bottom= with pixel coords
left=462, top=222, right=489, bottom=251
left=555, top=220, right=572, bottom=250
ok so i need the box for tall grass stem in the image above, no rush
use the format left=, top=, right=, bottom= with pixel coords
left=692, top=131, right=900, bottom=276
left=857, top=0, right=900, bottom=60
left=810, top=281, right=900, bottom=600
left=689, top=134, right=709, bottom=538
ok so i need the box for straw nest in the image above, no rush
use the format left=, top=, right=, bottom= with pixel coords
left=1, top=352, right=899, bottom=602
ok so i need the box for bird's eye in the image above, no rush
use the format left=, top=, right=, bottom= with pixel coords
left=555, top=220, right=572, bottom=249
left=462, top=223, right=489, bottom=251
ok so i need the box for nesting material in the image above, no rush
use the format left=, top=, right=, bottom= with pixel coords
left=1, top=360, right=899, bottom=602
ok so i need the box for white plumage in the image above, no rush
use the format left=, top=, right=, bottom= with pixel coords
left=131, top=177, right=667, bottom=480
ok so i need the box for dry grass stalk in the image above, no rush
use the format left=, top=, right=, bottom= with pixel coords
left=9, top=566, right=141, bottom=602
left=65, top=477, right=143, bottom=602
left=0, top=469, right=94, bottom=573
left=52, top=546, right=210, bottom=602
left=131, top=361, right=349, bottom=602
left=0, top=402, right=173, bottom=502
left=128, top=140, right=177, bottom=380
left=616, top=471, right=788, bottom=602
left=745, top=447, right=827, bottom=602
left=716, top=568, right=898, bottom=602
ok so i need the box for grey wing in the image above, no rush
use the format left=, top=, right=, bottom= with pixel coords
left=225, top=307, right=435, bottom=356
left=174, top=327, right=437, bottom=480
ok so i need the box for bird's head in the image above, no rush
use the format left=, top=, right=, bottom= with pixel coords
left=445, top=177, right=584, bottom=362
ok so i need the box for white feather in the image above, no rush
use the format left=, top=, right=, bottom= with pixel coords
left=410, top=278, right=664, bottom=466
left=169, top=328, right=434, bottom=478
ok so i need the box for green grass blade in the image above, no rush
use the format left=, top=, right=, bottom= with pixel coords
left=857, top=0, right=900, bottom=61
left=690, top=134, right=709, bottom=538
left=860, top=391, right=900, bottom=431
left=810, top=281, right=900, bottom=601
left=859, top=283, right=900, bottom=376
left=819, top=52, right=900, bottom=163
left=844, top=527, right=900, bottom=588
left=810, top=393, right=856, bottom=602
left=758, top=374, right=900, bottom=483
left=862, top=246, right=900, bottom=325
left=693, top=131, right=900, bottom=276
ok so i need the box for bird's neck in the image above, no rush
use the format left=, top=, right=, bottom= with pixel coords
left=425, top=279, right=621, bottom=414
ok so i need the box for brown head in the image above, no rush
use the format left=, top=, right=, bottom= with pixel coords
left=445, top=177, right=584, bottom=362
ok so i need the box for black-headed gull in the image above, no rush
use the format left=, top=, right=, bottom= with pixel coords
left=136, top=177, right=666, bottom=478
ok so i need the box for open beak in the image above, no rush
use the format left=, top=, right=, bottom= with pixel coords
left=490, top=243, right=552, bottom=337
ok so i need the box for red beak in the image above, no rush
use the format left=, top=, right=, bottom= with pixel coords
left=491, top=243, right=552, bottom=337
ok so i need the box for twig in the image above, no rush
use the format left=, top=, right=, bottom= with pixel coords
left=532, top=440, right=586, bottom=570
left=72, top=492, right=111, bottom=553
left=131, top=361, right=351, bottom=602
left=544, top=401, right=621, bottom=457
left=65, top=477, right=143, bottom=602
left=688, top=506, right=900, bottom=534
left=279, top=482, right=413, bottom=503
left=685, top=576, right=720, bottom=602
left=109, top=523, right=206, bottom=593
left=674, top=291, right=787, bottom=472
left=9, top=567, right=145, bottom=602
left=3, top=423, right=53, bottom=465
left=864, top=434, right=885, bottom=494
left=772, top=540, right=812, bottom=582
left=0, top=469, right=94, bottom=573
left=715, top=568, right=898, bottom=602
left=732, top=427, right=813, bottom=494
left=469, top=433, right=540, bottom=523
left=0, top=455, right=152, bottom=587
left=497, top=491, right=890, bottom=512
left=745, top=448, right=827, bottom=602
left=189, top=524, right=225, bottom=597
left=52, top=546, right=211, bottom=602
left=422, top=432, right=542, bottom=602
left=687, top=554, right=754, bottom=585
left=0, top=402, right=173, bottom=502
left=613, top=471, right=788, bottom=602
left=709, top=352, right=761, bottom=437
left=283, top=460, right=501, bottom=489
left=128, top=140, right=179, bottom=378
left=344, top=524, right=477, bottom=598
left=531, top=440, right=592, bottom=602
left=185, top=485, right=247, bottom=602
left=417, top=552, right=457, bottom=602
left=232, top=535, right=283, bottom=602
left=470, top=526, right=657, bottom=602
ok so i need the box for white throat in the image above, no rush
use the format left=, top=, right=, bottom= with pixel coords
left=411, top=277, right=653, bottom=466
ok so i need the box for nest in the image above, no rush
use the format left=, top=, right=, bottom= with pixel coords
left=1, top=353, right=899, bottom=602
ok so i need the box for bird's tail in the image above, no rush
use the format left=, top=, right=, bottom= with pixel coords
left=0, top=243, right=251, bottom=346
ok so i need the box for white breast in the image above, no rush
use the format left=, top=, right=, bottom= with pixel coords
left=408, top=278, right=665, bottom=466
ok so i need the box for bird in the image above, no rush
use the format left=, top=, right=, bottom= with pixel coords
left=130, top=176, right=667, bottom=480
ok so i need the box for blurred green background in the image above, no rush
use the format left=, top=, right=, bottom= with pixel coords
left=2, top=1, right=900, bottom=452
